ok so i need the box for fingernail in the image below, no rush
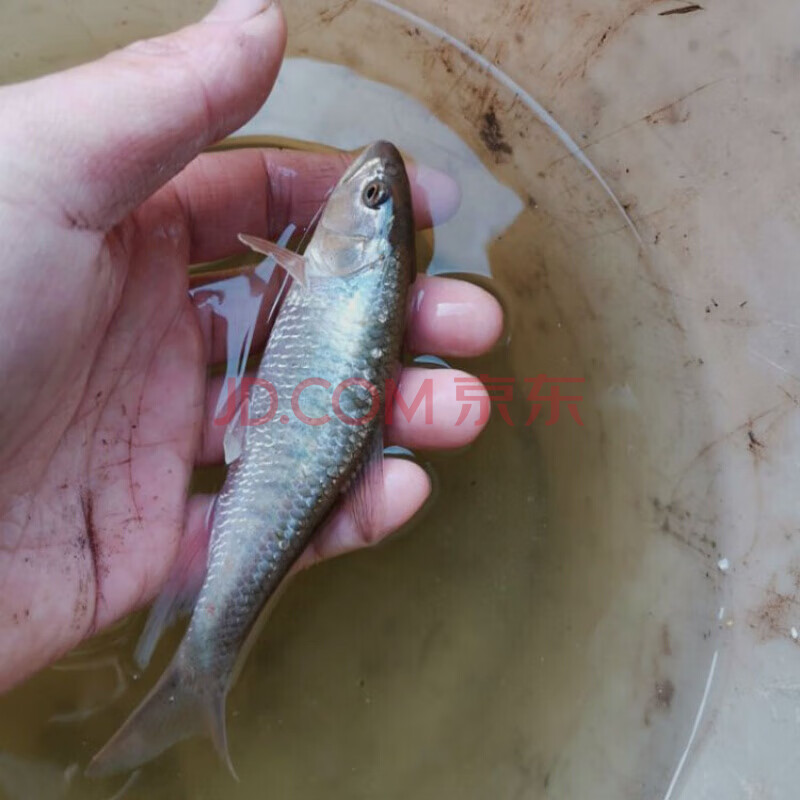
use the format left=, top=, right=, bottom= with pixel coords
left=205, top=0, right=274, bottom=22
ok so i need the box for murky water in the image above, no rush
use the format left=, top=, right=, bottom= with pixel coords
left=0, top=2, right=726, bottom=799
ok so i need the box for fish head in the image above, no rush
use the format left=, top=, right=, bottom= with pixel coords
left=307, top=141, right=415, bottom=279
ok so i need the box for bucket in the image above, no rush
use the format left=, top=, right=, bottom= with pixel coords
left=0, top=1, right=796, bottom=798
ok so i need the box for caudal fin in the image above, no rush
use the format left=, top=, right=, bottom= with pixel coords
left=86, top=655, right=236, bottom=780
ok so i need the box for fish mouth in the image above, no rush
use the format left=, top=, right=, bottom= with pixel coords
left=341, top=140, right=404, bottom=181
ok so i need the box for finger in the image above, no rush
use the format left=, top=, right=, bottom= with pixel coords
left=194, top=274, right=501, bottom=367
left=385, top=367, right=490, bottom=449
left=158, top=148, right=460, bottom=264
left=197, top=366, right=490, bottom=465
left=407, top=276, right=503, bottom=358
left=295, top=458, right=431, bottom=569
left=2, top=0, right=286, bottom=231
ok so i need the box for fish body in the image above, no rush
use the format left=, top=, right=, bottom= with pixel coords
left=88, top=141, right=415, bottom=776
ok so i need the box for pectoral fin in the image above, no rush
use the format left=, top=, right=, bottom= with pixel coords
left=223, top=404, right=246, bottom=465
left=238, top=233, right=307, bottom=287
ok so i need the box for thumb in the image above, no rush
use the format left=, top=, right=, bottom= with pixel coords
left=1, top=0, right=286, bottom=231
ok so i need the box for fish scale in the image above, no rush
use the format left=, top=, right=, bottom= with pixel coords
left=188, top=264, right=402, bottom=672
left=88, top=141, right=416, bottom=778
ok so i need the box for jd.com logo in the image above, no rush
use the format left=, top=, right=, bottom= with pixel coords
left=214, top=375, right=585, bottom=428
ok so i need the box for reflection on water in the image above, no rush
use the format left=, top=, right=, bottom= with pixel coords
left=0, top=2, right=724, bottom=799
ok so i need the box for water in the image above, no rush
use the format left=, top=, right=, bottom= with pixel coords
left=0, top=2, right=726, bottom=798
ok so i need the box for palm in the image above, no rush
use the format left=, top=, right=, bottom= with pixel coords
left=0, top=203, right=205, bottom=686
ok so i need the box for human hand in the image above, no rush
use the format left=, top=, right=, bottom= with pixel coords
left=0, top=0, right=502, bottom=691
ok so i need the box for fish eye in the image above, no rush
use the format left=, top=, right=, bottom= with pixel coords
left=362, top=179, right=390, bottom=208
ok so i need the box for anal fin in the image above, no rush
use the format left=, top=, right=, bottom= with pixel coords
left=134, top=514, right=212, bottom=670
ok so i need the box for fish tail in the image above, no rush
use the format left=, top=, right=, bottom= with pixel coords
left=86, top=654, right=237, bottom=780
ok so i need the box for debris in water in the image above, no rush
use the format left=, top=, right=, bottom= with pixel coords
left=717, top=557, right=730, bottom=573
left=659, top=4, right=703, bottom=16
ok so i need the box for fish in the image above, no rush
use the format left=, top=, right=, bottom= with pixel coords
left=87, top=140, right=416, bottom=777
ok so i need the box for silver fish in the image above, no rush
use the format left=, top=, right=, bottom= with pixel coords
left=88, top=141, right=416, bottom=777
